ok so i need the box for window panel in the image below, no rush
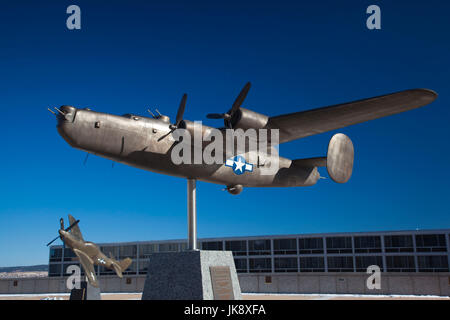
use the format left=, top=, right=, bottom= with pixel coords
left=202, top=241, right=223, bottom=251
left=326, top=237, right=352, bottom=254
left=300, top=257, right=325, bottom=272
left=249, top=258, right=271, bottom=273
left=418, top=256, right=449, bottom=272
left=234, top=258, right=248, bottom=273
left=384, top=235, right=414, bottom=252
left=386, top=256, right=415, bottom=272
left=139, top=244, right=158, bottom=257
left=248, top=239, right=271, bottom=255
left=225, top=240, right=247, bottom=256
left=274, top=258, right=298, bottom=272
left=180, top=243, right=188, bottom=251
left=48, top=263, right=62, bottom=277
left=139, top=260, right=148, bottom=274
left=158, top=243, right=179, bottom=252
left=63, top=248, right=78, bottom=262
left=50, top=248, right=63, bottom=262
left=415, top=234, right=447, bottom=252
left=299, top=238, right=324, bottom=254
left=273, top=238, right=297, bottom=255
left=327, top=256, right=354, bottom=272
left=354, top=236, right=382, bottom=253
left=119, top=245, right=137, bottom=258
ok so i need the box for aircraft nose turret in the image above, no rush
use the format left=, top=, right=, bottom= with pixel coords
left=56, top=106, right=77, bottom=125
left=55, top=105, right=79, bottom=147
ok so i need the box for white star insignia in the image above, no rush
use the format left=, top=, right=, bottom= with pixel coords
left=234, top=157, right=245, bottom=173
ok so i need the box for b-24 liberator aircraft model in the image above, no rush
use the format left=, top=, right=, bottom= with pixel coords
left=46, top=215, right=132, bottom=288
left=50, top=82, right=437, bottom=194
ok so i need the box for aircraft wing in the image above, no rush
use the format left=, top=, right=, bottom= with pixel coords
left=266, top=89, right=437, bottom=144
left=73, top=248, right=99, bottom=288
left=68, top=214, right=84, bottom=242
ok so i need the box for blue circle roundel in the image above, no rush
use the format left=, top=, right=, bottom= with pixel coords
left=225, top=155, right=253, bottom=175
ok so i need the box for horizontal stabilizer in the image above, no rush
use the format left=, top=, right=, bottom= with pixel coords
left=112, top=258, right=132, bottom=278
left=326, top=133, right=354, bottom=183
left=292, top=133, right=354, bottom=184
left=119, top=258, right=132, bottom=272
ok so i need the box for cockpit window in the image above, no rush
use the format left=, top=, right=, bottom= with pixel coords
left=122, top=114, right=140, bottom=120
left=122, top=114, right=151, bottom=122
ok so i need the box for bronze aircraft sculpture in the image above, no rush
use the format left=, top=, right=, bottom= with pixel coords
left=49, top=82, right=437, bottom=250
left=50, top=82, right=437, bottom=192
left=46, top=215, right=132, bottom=288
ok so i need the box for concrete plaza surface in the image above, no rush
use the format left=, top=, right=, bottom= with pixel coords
left=0, top=293, right=449, bottom=300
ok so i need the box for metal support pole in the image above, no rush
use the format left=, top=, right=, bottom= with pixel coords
left=187, top=179, right=197, bottom=250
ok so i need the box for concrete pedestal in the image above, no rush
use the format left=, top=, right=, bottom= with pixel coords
left=141, top=250, right=242, bottom=300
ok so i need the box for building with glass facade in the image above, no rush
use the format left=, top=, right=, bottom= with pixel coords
left=48, top=229, right=450, bottom=278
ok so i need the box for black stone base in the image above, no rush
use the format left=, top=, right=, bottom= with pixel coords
left=69, top=281, right=101, bottom=300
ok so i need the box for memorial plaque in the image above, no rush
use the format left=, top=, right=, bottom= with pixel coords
left=209, top=266, right=234, bottom=300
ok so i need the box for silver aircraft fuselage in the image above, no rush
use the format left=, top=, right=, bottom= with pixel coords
left=56, top=106, right=319, bottom=188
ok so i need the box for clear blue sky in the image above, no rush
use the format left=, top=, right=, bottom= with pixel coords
left=0, top=0, right=449, bottom=267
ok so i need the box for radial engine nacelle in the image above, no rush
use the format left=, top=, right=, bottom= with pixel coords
left=229, top=107, right=269, bottom=130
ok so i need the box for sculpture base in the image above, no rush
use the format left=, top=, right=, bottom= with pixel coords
left=141, top=250, right=242, bottom=300
left=69, top=281, right=101, bottom=300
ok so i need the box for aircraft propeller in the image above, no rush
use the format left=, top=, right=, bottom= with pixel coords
left=46, top=217, right=80, bottom=247
left=206, top=82, right=251, bottom=128
left=158, top=94, right=187, bottom=141
left=170, top=93, right=187, bottom=130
